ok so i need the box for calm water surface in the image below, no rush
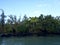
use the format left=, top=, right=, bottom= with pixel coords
left=0, top=36, right=60, bottom=45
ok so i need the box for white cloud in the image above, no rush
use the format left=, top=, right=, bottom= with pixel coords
left=36, top=4, right=48, bottom=7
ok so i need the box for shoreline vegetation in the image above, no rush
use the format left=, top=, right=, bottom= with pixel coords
left=0, top=9, right=60, bottom=37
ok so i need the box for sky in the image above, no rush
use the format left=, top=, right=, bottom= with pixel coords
left=0, top=0, right=60, bottom=18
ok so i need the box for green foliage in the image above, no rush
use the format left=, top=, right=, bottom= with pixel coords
left=0, top=10, right=60, bottom=36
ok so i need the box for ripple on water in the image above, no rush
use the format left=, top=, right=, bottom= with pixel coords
left=1, top=36, right=60, bottom=45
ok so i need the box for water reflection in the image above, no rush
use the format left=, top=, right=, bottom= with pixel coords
left=0, top=37, right=3, bottom=45
left=0, top=37, right=24, bottom=45
left=0, top=37, right=60, bottom=45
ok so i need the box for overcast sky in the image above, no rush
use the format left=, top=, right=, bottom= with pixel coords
left=0, top=0, right=60, bottom=18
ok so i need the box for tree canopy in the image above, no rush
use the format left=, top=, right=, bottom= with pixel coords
left=0, top=10, right=60, bottom=37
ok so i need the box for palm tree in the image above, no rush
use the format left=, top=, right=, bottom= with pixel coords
left=0, top=9, right=6, bottom=33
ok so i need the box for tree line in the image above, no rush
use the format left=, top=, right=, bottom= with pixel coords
left=0, top=9, right=60, bottom=37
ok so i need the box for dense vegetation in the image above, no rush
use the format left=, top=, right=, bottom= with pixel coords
left=0, top=9, right=60, bottom=37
